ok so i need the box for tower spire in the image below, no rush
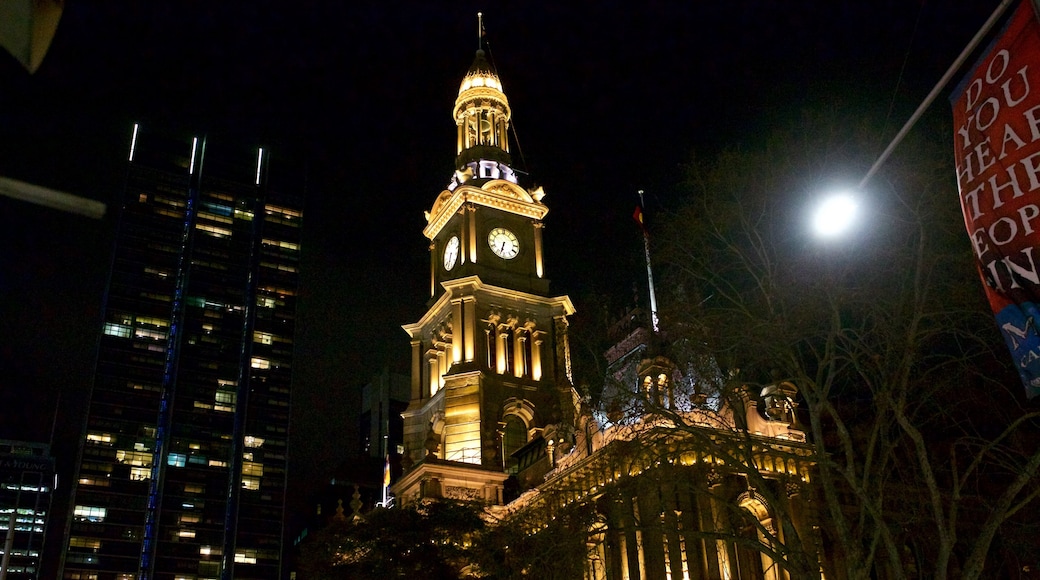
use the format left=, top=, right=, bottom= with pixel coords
left=451, top=19, right=513, bottom=177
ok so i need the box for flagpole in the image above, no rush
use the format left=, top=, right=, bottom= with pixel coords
left=638, top=190, right=661, bottom=333
left=858, top=0, right=1016, bottom=189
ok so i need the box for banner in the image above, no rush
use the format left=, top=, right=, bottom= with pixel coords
left=952, top=0, right=1040, bottom=398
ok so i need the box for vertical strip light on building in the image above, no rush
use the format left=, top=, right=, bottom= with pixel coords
left=255, top=148, right=264, bottom=185
left=189, top=137, right=199, bottom=175
left=129, top=123, right=140, bottom=162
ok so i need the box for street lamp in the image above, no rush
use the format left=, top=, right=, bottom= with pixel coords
left=811, top=192, right=859, bottom=238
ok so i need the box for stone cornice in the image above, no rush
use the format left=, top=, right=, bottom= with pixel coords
left=424, top=181, right=548, bottom=240
left=403, top=276, right=575, bottom=338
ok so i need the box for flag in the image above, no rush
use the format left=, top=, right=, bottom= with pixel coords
left=951, top=0, right=1040, bottom=398
left=383, top=454, right=391, bottom=487
left=633, top=205, right=648, bottom=236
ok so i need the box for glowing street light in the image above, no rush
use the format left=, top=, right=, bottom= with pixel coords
left=811, top=193, right=859, bottom=238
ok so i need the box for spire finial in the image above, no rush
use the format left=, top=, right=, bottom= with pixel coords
left=478, top=12, right=485, bottom=50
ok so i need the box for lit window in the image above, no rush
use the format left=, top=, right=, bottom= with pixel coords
left=103, top=323, right=131, bottom=338
left=196, top=223, right=231, bottom=238
left=253, top=331, right=273, bottom=345
left=234, top=209, right=254, bottom=221
left=168, top=453, right=186, bottom=467
left=260, top=261, right=297, bottom=273
left=115, top=450, right=152, bottom=467
left=215, top=388, right=236, bottom=413
left=156, top=207, right=184, bottom=219
left=135, top=316, right=169, bottom=328
left=177, top=529, right=196, bottom=538
left=242, top=461, right=263, bottom=477
left=86, top=432, right=113, bottom=445
left=184, top=483, right=205, bottom=494
left=129, top=467, right=150, bottom=481
left=244, top=436, right=264, bottom=448
left=259, top=285, right=296, bottom=296
left=208, top=459, right=227, bottom=468
left=135, top=328, right=166, bottom=340
left=264, top=205, right=300, bottom=219
left=68, top=537, right=101, bottom=549
left=250, top=358, right=270, bottom=370
left=143, top=267, right=169, bottom=279
left=241, top=477, right=260, bottom=491
left=262, top=238, right=300, bottom=251
left=258, top=297, right=276, bottom=308
left=235, top=549, right=258, bottom=564
left=155, top=195, right=186, bottom=208
left=201, top=201, right=233, bottom=216
left=73, top=506, right=107, bottom=523
left=179, top=513, right=200, bottom=524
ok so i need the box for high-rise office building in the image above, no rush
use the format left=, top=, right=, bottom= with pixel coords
left=62, top=126, right=302, bottom=579
left=0, top=439, right=54, bottom=579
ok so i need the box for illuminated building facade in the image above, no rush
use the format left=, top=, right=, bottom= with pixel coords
left=62, top=127, right=302, bottom=579
left=393, top=44, right=577, bottom=504
left=392, top=33, right=825, bottom=580
left=0, top=440, right=54, bottom=579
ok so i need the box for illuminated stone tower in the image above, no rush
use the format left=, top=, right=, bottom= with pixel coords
left=393, top=36, right=576, bottom=505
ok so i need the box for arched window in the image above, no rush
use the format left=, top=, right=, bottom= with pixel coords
left=732, top=494, right=780, bottom=580
left=502, top=415, right=527, bottom=473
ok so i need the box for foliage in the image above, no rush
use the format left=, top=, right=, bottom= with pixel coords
left=629, top=108, right=1040, bottom=579
left=297, top=500, right=486, bottom=580
left=472, top=499, right=599, bottom=580
left=297, top=497, right=598, bottom=580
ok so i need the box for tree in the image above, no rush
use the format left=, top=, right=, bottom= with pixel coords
left=296, top=496, right=597, bottom=580
left=640, top=108, right=1040, bottom=579
left=297, top=500, right=486, bottom=580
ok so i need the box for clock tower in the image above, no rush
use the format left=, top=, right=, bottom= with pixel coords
left=393, top=30, right=577, bottom=505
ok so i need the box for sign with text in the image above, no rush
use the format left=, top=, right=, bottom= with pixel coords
left=952, top=1, right=1040, bottom=398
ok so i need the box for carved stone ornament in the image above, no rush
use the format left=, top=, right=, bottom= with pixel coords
left=445, top=486, right=482, bottom=501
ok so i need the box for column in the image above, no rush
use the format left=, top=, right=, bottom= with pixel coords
left=460, top=205, right=469, bottom=264
left=451, top=300, right=463, bottom=365
left=513, top=330, right=526, bottom=378
left=429, top=241, right=436, bottom=297
left=533, top=222, right=544, bottom=278
left=438, top=347, right=447, bottom=390
left=468, top=206, right=478, bottom=263
left=459, top=118, right=467, bottom=156
left=428, top=350, right=439, bottom=397
left=463, top=297, right=476, bottom=362
left=496, top=328, right=507, bottom=374
left=410, top=339, right=422, bottom=401
left=531, top=330, right=543, bottom=381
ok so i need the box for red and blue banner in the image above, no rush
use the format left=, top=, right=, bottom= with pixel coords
left=952, top=0, right=1040, bottom=398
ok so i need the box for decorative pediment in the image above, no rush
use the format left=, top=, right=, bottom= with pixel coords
left=483, top=180, right=532, bottom=202
left=423, top=181, right=549, bottom=240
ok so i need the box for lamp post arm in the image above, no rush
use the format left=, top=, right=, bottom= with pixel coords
left=858, top=0, right=1016, bottom=190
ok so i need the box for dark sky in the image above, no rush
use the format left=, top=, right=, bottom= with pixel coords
left=0, top=0, right=1004, bottom=542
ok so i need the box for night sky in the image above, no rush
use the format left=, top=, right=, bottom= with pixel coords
left=0, top=0, right=1004, bottom=550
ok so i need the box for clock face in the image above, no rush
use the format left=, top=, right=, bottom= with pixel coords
left=488, top=227, right=519, bottom=259
left=443, top=236, right=460, bottom=270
